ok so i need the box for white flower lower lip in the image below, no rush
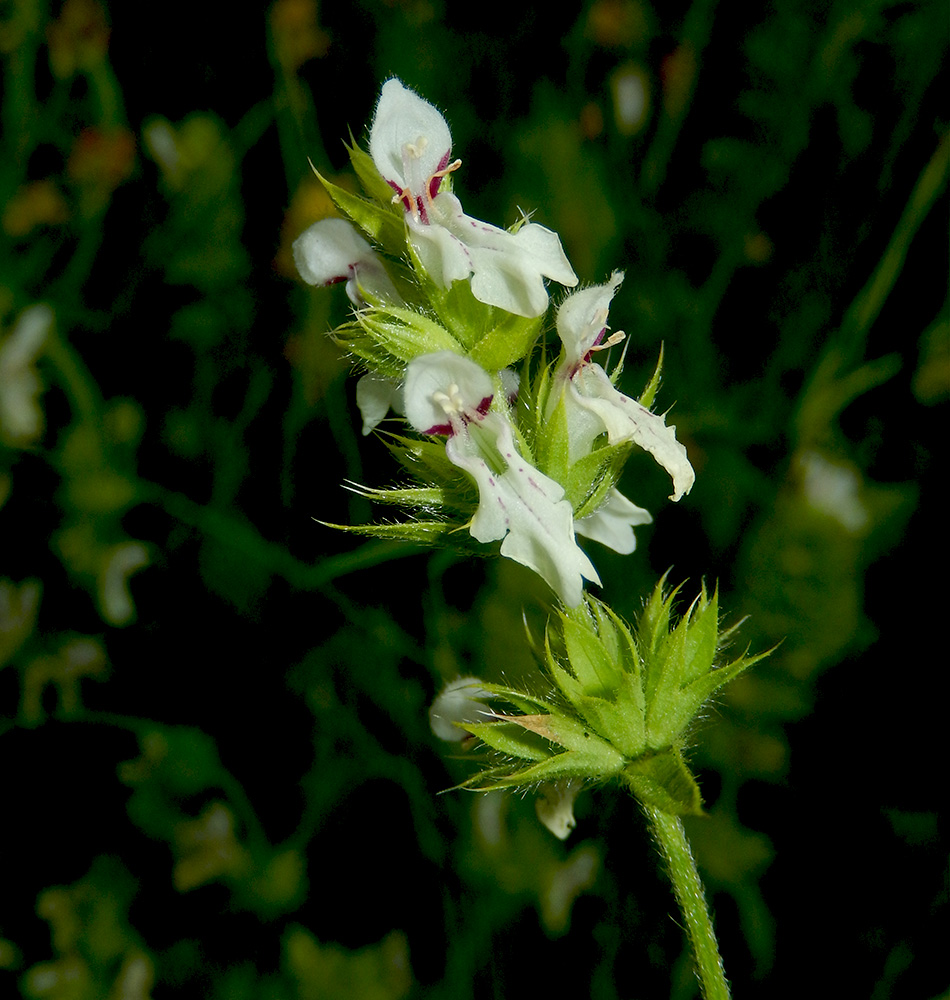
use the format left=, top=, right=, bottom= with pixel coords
left=569, top=365, right=695, bottom=502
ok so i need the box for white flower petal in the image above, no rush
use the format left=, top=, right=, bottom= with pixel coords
left=556, top=271, right=624, bottom=367
left=536, top=780, right=583, bottom=840
left=366, top=80, right=576, bottom=317
left=99, top=542, right=149, bottom=626
left=406, top=208, right=474, bottom=288
left=429, top=676, right=492, bottom=741
left=448, top=413, right=600, bottom=607
left=575, top=488, right=652, bottom=554
left=369, top=78, right=452, bottom=197
left=414, top=192, right=577, bottom=317
left=355, top=373, right=403, bottom=435
left=498, top=366, right=520, bottom=405
left=0, top=303, right=52, bottom=446
left=403, top=350, right=492, bottom=434
left=405, top=351, right=599, bottom=605
left=798, top=450, right=869, bottom=533
left=5, top=304, right=52, bottom=366
left=292, top=218, right=398, bottom=305
left=571, top=364, right=695, bottom=501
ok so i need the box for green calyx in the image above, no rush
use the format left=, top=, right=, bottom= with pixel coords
left=314, top=139, right=545, bottom=376
left=459, top=580, right=771, bottom=815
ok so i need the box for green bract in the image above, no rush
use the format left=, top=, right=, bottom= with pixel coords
left=458, top=580, right=771, bottom=815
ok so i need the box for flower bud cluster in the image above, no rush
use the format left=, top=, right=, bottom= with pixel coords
left=445, top=580, right=770, bottom=813
left=293, top=79, right=694, bottom=606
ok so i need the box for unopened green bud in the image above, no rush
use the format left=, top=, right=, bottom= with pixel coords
left=453, top=580, right=771, bottom=816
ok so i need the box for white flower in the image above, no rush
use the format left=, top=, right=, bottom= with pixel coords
left=575, top=488, right=652, bottom=555
left=429, top=676, right=492, bottom=741
left=99, top=541, right=149, bottom=626
left=555, top=272, right=695, bottom=503
left=369, top=79, right=578, bottom=318
left=798, top=450, right=869, bottom=533
left=535, top=780, right=583, bottom=840
left=0, top=303, right=52, bottom=447
left=292, top=217, right=399, bottom=306
left=354, top=372, right=403, bottom=436
left=404, top=350, right=599, bottom=606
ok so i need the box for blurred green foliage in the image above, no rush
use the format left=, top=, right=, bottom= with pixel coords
left=0, top=0, right=946, bottom=998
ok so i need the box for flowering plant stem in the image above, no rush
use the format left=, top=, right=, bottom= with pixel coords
left=643, top=804, right=730, bottom=1000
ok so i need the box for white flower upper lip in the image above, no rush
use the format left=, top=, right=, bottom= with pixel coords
left=369, top=78, right=456, bottom=222
left=556, top=270, right=626, bottom=372
left=292, top=217, right=399, bottom=306
left=369, top=78, right=578, bottom=318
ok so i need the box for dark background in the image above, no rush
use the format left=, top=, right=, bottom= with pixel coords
left=1, top=1, right=947, bottom=997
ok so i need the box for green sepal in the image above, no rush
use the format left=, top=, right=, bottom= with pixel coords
left=424, top=276, right=496, bottom=351
left=472, top=681, right=560, bottom=717
left=558, top=614, right=624, bottom=698
left=463, top=720, right=554, bottom=763
left=672, top=644, right=775, bottom=733
left=531, top=380, right=632, bottom=515
left=356, top=305, right=464, bottom=363
left=329, top=321, right=406, bottom=380
left=315, top=169, right=406, bottom=252
left=638, top=575, right=684, bottom=702
left=641, top=581, right=773, bottom=749
left=459, top=731, right=625, bottom=791
left=571, top=685, right=646, bottom=759
left=622, top=748, right=704, bottom=816
left=647, top=586, right=718, bottom=712
left=534, top=389, right=571, bottom=485
left=319, top=518, right=458, bottom=546
left=444, top=580, right=771, bottom=809
left=678, top=584, right=721, bottom=685
left=469, top=312, right=544, bottom=371
left=456, top=752, right=598, bottom=792
left=344, top=482, right=448, bottom=510
left=636, top=344, right=664, bottom=409
left=586, top=598, right=643, bottom=691
left=566, top=438, right=631, bottom=518
left=383, top=434, right=476, bottom=505
left=344, top=136, right=398, bottom=208
left=546, top=597, right=647, bottom=758
left=523, top=360, right=553, bottom=432
left=645, top=587, right=719, bottom=747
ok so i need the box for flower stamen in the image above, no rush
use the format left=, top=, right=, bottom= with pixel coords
left=432, top=382, right=467, bottom=418
left=392, top=153, right=463, bottom=223
left=590, top=329, right=626, bottom=354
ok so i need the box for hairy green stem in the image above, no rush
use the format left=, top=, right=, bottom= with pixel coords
left=644, top=805, right=730, bottom=1000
